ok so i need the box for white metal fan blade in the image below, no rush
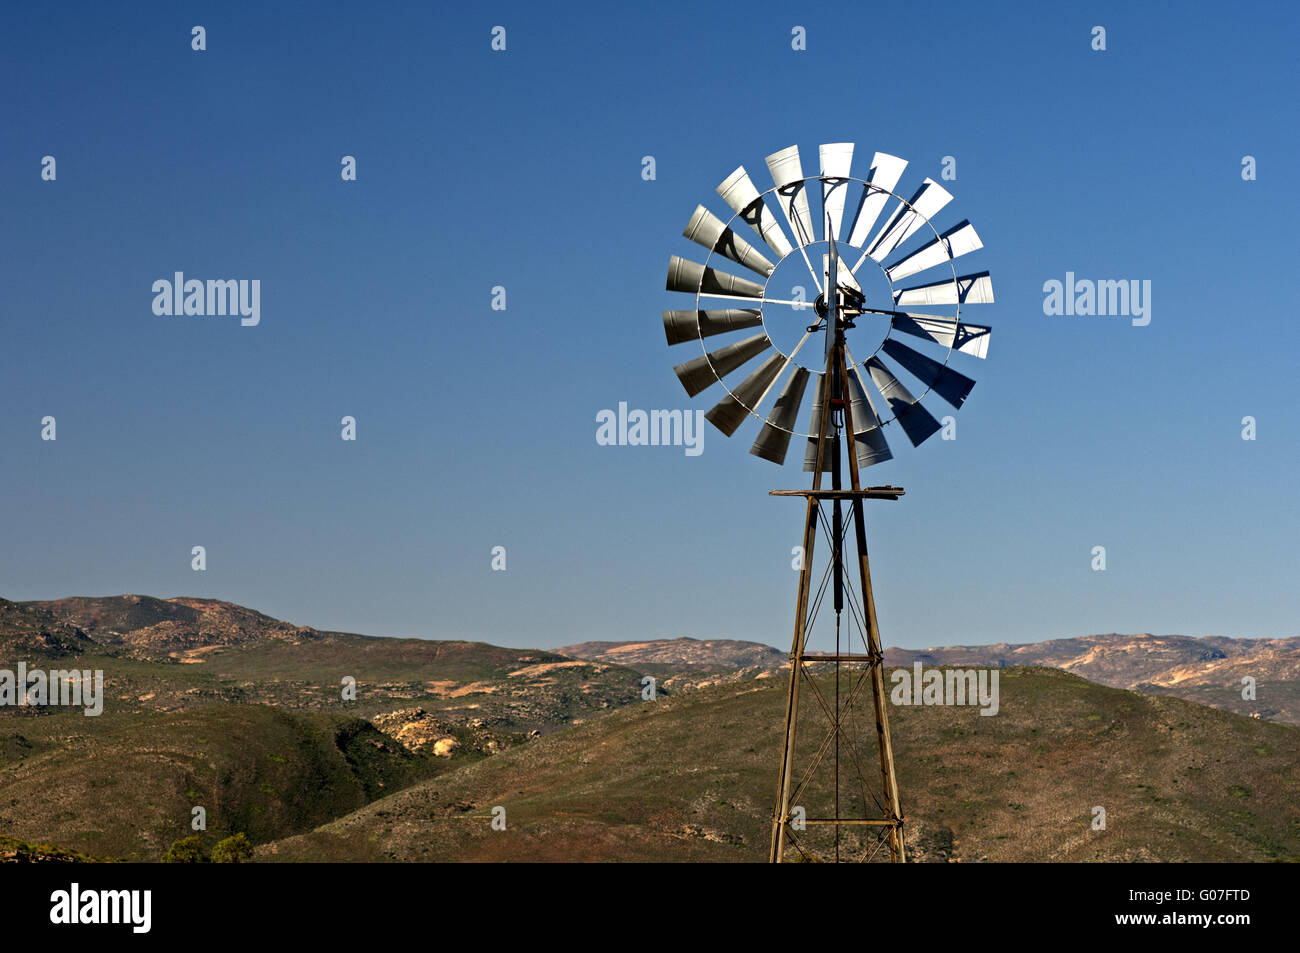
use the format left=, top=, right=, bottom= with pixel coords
left=846, top=153, right=907, bottom=248
left=881, top=338, right=976, bottom=409
left=890, top=313, right=991, bottom=359
left=885, top=221, right=983, bottom=283
left=662, top=308, right=764, bottom=346
left=865, top=178, right=954, bottom=264
left=716, top=166, right=795, bottom=260
left=672, top=332, right=771, bottom=397
left=865, top=357, right=942, bottom=447
left=802, top=374, right=830, bottom=472
left=765, top=145, right=816, bottom=246
left=750, top=366, right=810, bottom=465
left=706, top=353, right=788, bottom=436
left=683, top=205, right=776, bottom=278
left=893, top=271, right=995, bottom=307
left=819, top=142, right=854, bottom=242
left=846, top=365, right=892, bottom=468
left=666, top=255, right=766, bottom=299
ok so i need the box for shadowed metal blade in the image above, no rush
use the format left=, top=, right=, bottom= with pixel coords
left=885, top=221, right=983, bottom=282
left=846, top=153, right=907, bottom=248
left=750, top=366, right=810, bottom=464
left=717, top=166, right=794, bottom=260
left=865, top=356, right=943, bottom=447
left=766, top=145, right=816, bottom=246
left=865, top=178, right=954, bottom=263
left=683, top=205, right=776, bottom=278
left=673, top=332, right=771, bottom=397
left=663, top=309, right=763, bottom=346
left=894, top=271, right=995, bottom=306
left=705, top=353, right=788, bottom=436
left=881, top=338, right=976, bottom=409
left=890, top=313, right=991, bottom=358
left=846, top=366, right=892, bottom=468
left=666, top=255, right=765, bottom=298
left=802, top=374, right=830, bottom=472
left=819, top=143, right=854, bottom=242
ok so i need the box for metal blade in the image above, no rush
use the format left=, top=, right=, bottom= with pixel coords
left=802, top=374, right=830, bottom=472
left=885, top=221, right=983, bottom=282
left=865, top=178, right=954, bottom=263
left=683, top=205, right=776, bottom=278
left=750, top=366, right=810, bottom=464
left=717, top=166, right=794, bottom=260
left=666, top=255, right=765, bottom=298
left=705, top=353, right=788, bottom=436
left=890, top=313, right=990, bottom=358
left=765, top=145, right=816, bottom=246
left=865, top=356, right=943, bottom=447
left=881, top=338, right=976, bottom=408
left=846, top=365, right=893, bottom=468
left=662, top=308, right=763, bottom=346
left=894, top=271, right=995, bottom=307
left=846, top=153, right=907, bottom=248
left=672, top=332, right=771, bottom=397
left=819, top=143, right=854, bottom=242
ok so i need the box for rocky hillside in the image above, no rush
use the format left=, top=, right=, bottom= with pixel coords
left=557, top=637, right=785, bottom=673
left=24, top=595, right=321, bottom=657
left=884, top=634, right=1300, bottom=724
left=556, top=632, right=1300, bottom=725
left=0, top=599, right=96, bottom=658
left=263, top=667, right=1300, bottom=863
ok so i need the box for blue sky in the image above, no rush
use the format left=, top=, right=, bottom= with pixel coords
left=1, top=1, right=1296, bottom=651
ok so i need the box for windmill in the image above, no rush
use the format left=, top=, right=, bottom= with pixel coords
left=662, top=143, right=994, bottom=862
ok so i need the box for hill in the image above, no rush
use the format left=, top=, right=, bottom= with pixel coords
left=557, top=632, right=1300, bottom=725
left=884, top=634, right=1300, bottom=724
left=263, top=666, right=1300, bottom=863
left=0, top=704, right=424, bottom=860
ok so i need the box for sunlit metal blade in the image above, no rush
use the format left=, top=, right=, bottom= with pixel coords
left=802, top=374, right=830, bottom=472
left=666, top=255, right=765, bottom=298
left=717, top=166, right=794, bottom=260
left=894, top=271, right=995, bottom=307
left=766, top=145, right=816, bottom=246
left=846, top=366, right=893, bottom=467
left=683, top=205, right=776, bottom=278
left=865, top=356, right=942, bottom=447
left=890, top=313, right=991, bottom=358
left=846, top=153, right=907, bottom=248
left=673, top=332, right=771, bottom=397
left=885, top=221, right=983, bottom=282
left=662, top=308, right=763, bottom=346
left=865, top=178, right=954, bottom=263
left=750, top=366, right=810, bottom=464
left=881, top=338, right=976, bottom=409
left=819, top=143, right=854, bottom=242
left=706, top=353, right=788, bottom=436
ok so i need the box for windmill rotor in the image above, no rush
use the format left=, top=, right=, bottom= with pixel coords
left=664, top=143, right=994, bottom=468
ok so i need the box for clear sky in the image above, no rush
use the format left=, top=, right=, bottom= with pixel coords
left=2, top=1, right=1297, bottom=651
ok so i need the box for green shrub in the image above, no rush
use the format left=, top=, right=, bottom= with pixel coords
left=161, top=835, right=209, bottom=863
left=211, top=833, right=254, bottom=864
